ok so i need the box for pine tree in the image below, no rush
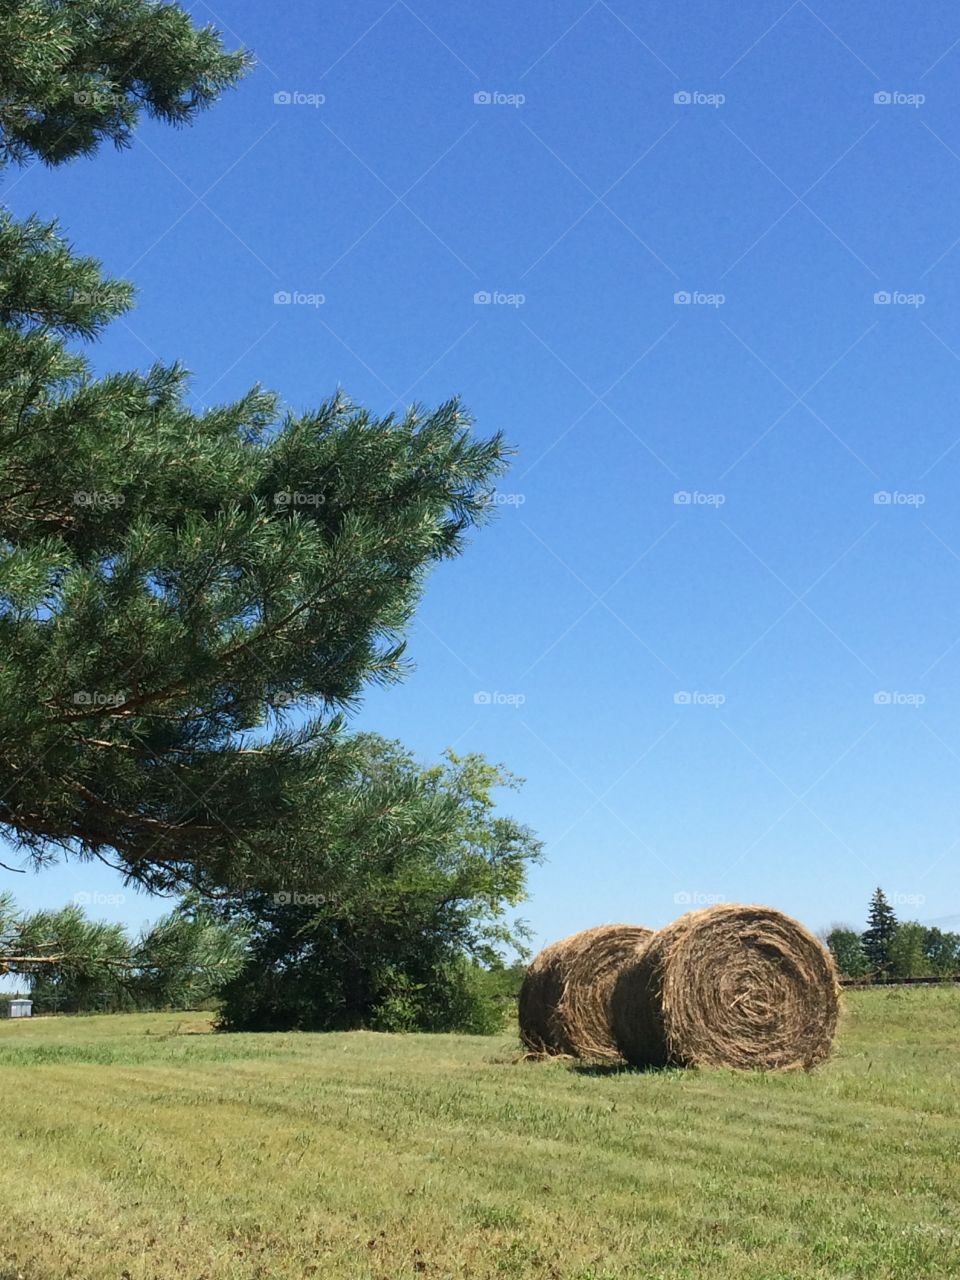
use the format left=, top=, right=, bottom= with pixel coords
left=0, top=890, right=246, bottom=1010
left=861, top=887, right=898, bottom=976
left=0, top=5, right=509, bottom=894
left=0, top=0, right=250, bottom=167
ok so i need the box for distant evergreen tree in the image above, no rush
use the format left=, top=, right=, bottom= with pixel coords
left=861, top=888, right=898, bottom=976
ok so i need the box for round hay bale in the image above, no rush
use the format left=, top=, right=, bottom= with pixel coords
left=611, top=905, right=840, bottom=1071
left=558, top=925, right=654, bottom=1061
left=518, top=926, right=622, bottom=1055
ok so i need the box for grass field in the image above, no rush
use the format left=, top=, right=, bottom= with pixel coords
left=1, top=989, right=958, bottom=1280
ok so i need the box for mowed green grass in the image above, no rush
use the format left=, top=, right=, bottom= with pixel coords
left=0, top=990, right=958, bottom=1280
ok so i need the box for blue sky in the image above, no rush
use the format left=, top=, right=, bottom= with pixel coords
left=3, top=0, right=960, bottom=949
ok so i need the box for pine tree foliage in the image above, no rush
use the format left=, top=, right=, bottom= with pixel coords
left=0, top=216, right=506, bottom=889
left=861, top=886, right=899, bottom=975
left=0, top=0, right=250, bottom=167
left=0, top=889, right=246, bottom=1007
left=0, top=2, right=511, bottom=900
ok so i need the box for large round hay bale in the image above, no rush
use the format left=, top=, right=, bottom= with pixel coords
left=518, top=926, right=625, bottom=1054
left=611, top=905, right=840, bottom=1071
left=558, top=925, right=654, bottom=1061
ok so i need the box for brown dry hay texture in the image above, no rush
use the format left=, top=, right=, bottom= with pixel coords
left=557, top=925, right=654, bottom=1061
left=518, top=926, right=637, bottom=1055
left=611, top=904, right=841, bottom=1072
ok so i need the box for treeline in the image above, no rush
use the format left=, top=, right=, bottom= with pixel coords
left=825, top=888, right=959, bottom=981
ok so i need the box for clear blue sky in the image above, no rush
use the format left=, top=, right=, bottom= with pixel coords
left=4, top=0, right=960, bottom=947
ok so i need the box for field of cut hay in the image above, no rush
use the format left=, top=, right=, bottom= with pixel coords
left=1, top=987, right=958, bottom=1280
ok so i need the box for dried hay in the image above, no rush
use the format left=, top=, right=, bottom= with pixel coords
left=611, top=904, right=840, bottom=1071
left=518, top=926, right=629, bottom=1055
left=557, top=925, right=654, bottom=1061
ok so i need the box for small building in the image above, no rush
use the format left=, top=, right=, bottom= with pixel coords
left=7, top=999, right=32, bottom=1018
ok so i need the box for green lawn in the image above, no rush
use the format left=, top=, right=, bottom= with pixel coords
left=1, top=989, right=958, bottom=1280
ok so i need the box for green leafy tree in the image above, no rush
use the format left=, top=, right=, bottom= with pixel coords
left=0, top=0, right=250, bottom=167
left=923, top=927, right=959, bottom=979
left=825, top=925, right=869, bottom=979
left=861, top=887, right=898, bottom=976
left=888, top=921, right=932, bottom=980
left=0, top=1, right=508, bottom=894
left=217, top=737, right=543, bottom=1033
